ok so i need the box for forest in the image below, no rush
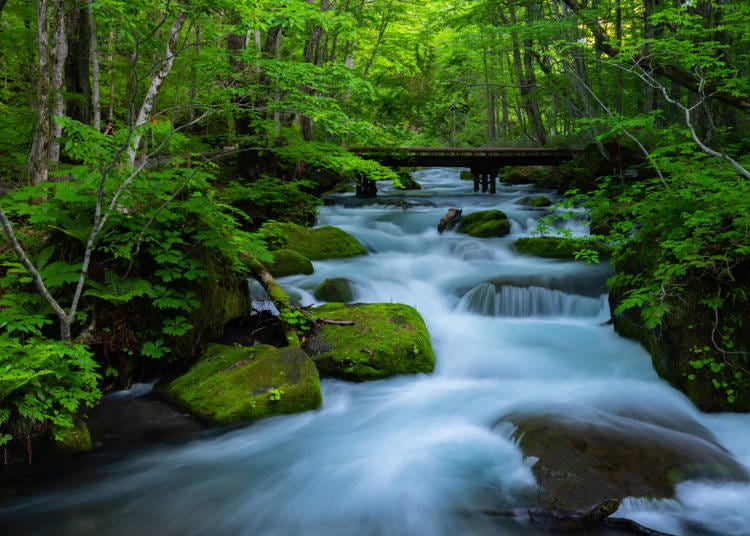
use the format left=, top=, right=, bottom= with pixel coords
left=1, top=0, right=750, bottom=529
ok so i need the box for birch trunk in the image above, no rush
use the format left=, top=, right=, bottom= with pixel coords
left=29, top=0, right=51, bottom=185
left=89, top=4, right=101, bottom=130
left=49, top=0, right=67, bottom=163
left=126, top=9, right=188, bottom=166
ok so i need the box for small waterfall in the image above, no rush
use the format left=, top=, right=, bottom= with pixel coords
left=457, top=282, right=605, bottom=318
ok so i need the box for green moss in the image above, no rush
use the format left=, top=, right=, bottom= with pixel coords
left=266, top=222, right=366, bottom=260
left=54, top=420, right=92, bottom=456
left=460, top=170, right=473, bottom=181
left=394, top=170, right=422, bottom=190
left=165, top=344, right=322, bottom=424
left=303, top=302, right=435, bottom=381
left=457, top=210, right=511, bottom=238
left=514, top=237, right=613, bottom=260
left=314, top=278, right=355, bottom=302
left=266, top=249, right=314, bottom=277
left=519, top=196, right=553, bottom=207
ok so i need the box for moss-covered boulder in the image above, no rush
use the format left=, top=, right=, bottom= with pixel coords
left=519, top=195, right=553, bottom=208
left=514, top=237, right=613, bottom=260
left=264, top=222, right=366, bottom=260
left=314, top=278, right=355, bottom=302
left=506, top=409, right=747, bottom=511
left=394, top=170, right=422, bottom=190
left=499, top=166, right=557, bottom=188
left=303, top=302, right=435, bottom=381
left=266, top=248, right=314, bottom=277
left=456, top=210, right=511, bottom=238
left=460, top=170, right=474, bottom=181
left=164, top=344, right=322, bottom=424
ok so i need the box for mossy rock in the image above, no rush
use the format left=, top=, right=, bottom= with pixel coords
left=514, top=237, right=613, bottom=260
left=394, top=170, right=422, bottom=190
left=303, top=302, right=435, bottom=381
left=265, top=222, right=366, bottom=260
left=314, top=278, right=355, bottom=302
left=460, top=170, right=474, bottom=181
left=507, top=410, right=748, bottom=511
left=266, top=248, right=314, bottom=277
left=164, top=344, right=322, bottom=424
left=519, top=195, right=553, bottom=208
left=456, top=210, right=511, bottom=238
left=55, top=420, right=93, bottom=455
left=500, top=166, right=557, bottom=187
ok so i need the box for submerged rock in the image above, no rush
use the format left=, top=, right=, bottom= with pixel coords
left=503, top=409, right=747, bottom=511
left=303, top=302, right=435, bottom=381
left=314, top=277, right=355, bottom=302
left=163, top=344, right=322, bottom=424
left=457, top=210, right=511, bottom=238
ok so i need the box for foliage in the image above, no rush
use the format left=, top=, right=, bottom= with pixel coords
left=0, top=335, right=100, bottom=451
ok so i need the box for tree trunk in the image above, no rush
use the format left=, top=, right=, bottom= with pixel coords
left=29, top=0, right=51, bottom=185
left=362, top=0, right=392, bottom=79
left=49, top=0, right=68, bottom=164
left=64, top=2, right=92, bottom=124
left=127, top=9, right=188, bottom=166
left=89, top=3, right=101, bottom=130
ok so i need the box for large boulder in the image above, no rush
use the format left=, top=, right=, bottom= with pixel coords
left=504, top=409, right=747, bottom=511
left=457, top=210, right=511, bottom=238
left=163, top=344, right=322, bottom=424
left=264, top=222, right=366, bottom=260
left=303, top=302, right=435, bottom=381
left=514, top=236, right=613, bottom=261
left=265, top=248, right=314, bottom=277
left=314, top=277, right=355, bottom=302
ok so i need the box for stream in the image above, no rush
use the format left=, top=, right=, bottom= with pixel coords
left=2, top=168, right=750, bottom=535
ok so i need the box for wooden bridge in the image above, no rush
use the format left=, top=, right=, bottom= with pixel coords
left=347, top=146, right=582, bottom=195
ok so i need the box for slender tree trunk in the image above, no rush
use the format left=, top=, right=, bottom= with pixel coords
left=64, top=2, right=92, bottom=124
left=108, top=29, right=116, bottom=121
left=482, top=46, right=497, bottom=147
left=89, top=4, right=101, bottom=130
left=49, top=0, right=68, bottom=163
left=29, top=0, right=51, bottom=185
left=362, top=0, right=392, bottom=79
left=127, top=9, right=188, bottom=165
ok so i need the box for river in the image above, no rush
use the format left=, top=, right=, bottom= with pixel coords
left=1, top=168, right=750, bottom=535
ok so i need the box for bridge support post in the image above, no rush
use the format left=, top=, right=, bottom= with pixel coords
left=356, top=177, right=378, bottom=198
left=472, top=170, right=480, bottom=192
left=481, top=174, right=489, bottom=193
left=490, top=173, right=497, bottom=194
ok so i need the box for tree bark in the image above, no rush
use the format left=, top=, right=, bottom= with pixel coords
left=127, top=9, right=188, bottom=166
left=89, top=3, right=101, bottom=130
left=49, top=0, right=68, bottom=163
left=64, top=2, right=92, bottom=124
left=29, top=0, right=51, bottom=185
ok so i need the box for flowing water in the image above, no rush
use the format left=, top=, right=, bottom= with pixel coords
left=2, top=168, right=750, bottom=535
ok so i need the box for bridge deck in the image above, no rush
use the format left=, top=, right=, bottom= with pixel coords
left=348, top=146, right=582, bottom=168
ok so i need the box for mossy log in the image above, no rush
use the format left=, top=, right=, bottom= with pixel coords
left=247, top=256, right=300, bottom=347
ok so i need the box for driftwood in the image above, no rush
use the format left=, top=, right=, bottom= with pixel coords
left=437, top=207, right=462, bottom=233
left=480, top=499, right=674, bottom=536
